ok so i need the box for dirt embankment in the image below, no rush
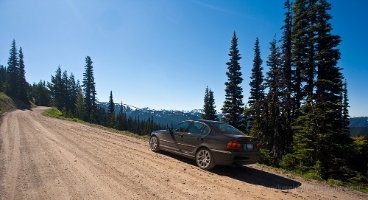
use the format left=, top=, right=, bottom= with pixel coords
left=0, top=107, right=367, bottom=200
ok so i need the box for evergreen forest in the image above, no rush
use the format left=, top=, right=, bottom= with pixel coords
left=1, top=0, right=367, bottom=190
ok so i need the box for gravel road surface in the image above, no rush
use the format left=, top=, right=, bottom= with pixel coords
left=1, top=107, right=367, bottom=199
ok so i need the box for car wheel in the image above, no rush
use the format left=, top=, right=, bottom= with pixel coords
left=196, top=148, right=215, bottom=170
left=149, top=136, right=160, bottom=152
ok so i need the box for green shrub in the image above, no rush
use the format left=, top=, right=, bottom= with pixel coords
left=44, top=107, right=63, bottom=118
left=258, top=148, right=272, bottom=165
left=303, top=170, right=322, bottom=180
left=279, top=153, right=296, bottom=170
left=327, top=178, right=343, bottom=186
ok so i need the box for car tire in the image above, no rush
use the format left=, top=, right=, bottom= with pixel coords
left=196, top=148, right=215, bottom=170
left=149, top=136, right=160, bottom=152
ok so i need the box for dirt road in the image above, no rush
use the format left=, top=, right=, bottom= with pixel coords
left=0, top=107, right=367, bottom=199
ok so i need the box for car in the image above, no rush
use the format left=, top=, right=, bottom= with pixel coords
left=149, top=119, right=261, bottom=170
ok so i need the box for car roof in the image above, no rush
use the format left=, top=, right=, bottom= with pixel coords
left=187, top=119, right=223, bottom=124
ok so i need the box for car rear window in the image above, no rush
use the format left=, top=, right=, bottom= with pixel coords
left=212, top=123, right=245, bottom=135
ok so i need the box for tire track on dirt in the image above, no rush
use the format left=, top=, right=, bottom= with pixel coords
left=0, top=111, right=21, bottom=200
left=18, top=113, right=85, bottom=199
left=25, top=110, right=135, bottom=199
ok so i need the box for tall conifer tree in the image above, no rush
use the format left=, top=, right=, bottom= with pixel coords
left=75, top=88, right=86, bottom=120
left=107, top=90, right=116, bottom=128
left=18, top=47, right=29, bottom=105
left=68, top=74, right=78, bottom=114
left=82, top=56, right=97, bottom=122
left=6, top=39, right=19, bottom=97
left=248, top=37, right=265, bottom=137
left=222, top=32, right=244, bottom=129
left=202, top=86, right=218, bottom=121
left=292, top=0, right=309, bottom=112
left=248, top=37, right=264, bottom=108
left=48, top=66, right=63, bottom=109
left=31, top=80, right=51, bottom=106
left=0, top=65, right=6, bottom=92
left=265, top=37, right=282, bottom=164
left=290, top=0, right=352, bottom=177
left=341, top=81, right=349, bottom=135
left=108, top=90, right=115, bottom=116
left=61, top=70, right=69, bottom=111
left=280, top=0, right=294, bottom=153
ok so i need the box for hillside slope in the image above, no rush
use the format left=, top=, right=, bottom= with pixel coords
left=0, top=92, right=31, bottom=115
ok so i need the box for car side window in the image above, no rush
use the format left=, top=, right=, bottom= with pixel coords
left=188, top=122, right=204, bottom=135
left=173, top=121, right=191, bottom=132
left=201, top=125, right=210, bottom=135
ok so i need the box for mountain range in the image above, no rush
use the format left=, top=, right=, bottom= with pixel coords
left=98, top=102, right=367, bottom=136
left=98, top=102, right=212, bottom=126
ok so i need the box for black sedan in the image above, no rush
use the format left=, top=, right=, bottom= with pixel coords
left=149, top=119, right=260, bottom=170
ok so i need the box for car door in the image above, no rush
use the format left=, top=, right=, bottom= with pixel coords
left=180, top=122, right=207, bottom=155
left=170, top=121, right=191, bottom=152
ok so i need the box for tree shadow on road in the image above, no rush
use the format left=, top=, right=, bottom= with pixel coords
left=158, top=151, right=301, bottom=190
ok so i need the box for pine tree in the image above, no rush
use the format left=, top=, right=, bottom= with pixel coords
left=67, top=74, right=78, bottom=115
left=289, top=0, right=353, bottom=177
left=208, top=89, right=218, bottom=121
left=107, top=90, right=116, bottom=128
left=75, top=88, right=86, bottom=120
left=279, top=0, right=294, bottom=154
left=292, top=0, right=309, bottom=112
left=202, top=86, right=218, bottom=121
left=247, top=37, right=265, bottom=138
left=248, top=37, right=264, bottom=108
left=108, top=91, right=115, bottom=115
left=6, top=39, right=19, bottom=97
left=265, top=36, right=283, bottom=164
left=18, top=47, right=29, bottom=105
left=61, top=70, right=69, bottom=112
left=82, top=56, right=97, bottom=122
left=222, top=32, right=244, bottom=129
left=0, top=65, right=6, bottom=92
left=313, top=0, right=352, bottom=175
left=117, top=102, right=127, bottom=131
left=30, top=80, right=51, bottom=106
left=48, top=66, right=63, bottom=109
left=341, top=80, right=349, bottom=135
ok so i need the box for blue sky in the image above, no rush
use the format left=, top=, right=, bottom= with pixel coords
left=1, top=0, right=367, bottom=117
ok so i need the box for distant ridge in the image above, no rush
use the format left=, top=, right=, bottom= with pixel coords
left=97, top=102, right=208, bottom=126
left=349, top=117, right=368, bottom=136
left=97, top=102, right=367, bottom=136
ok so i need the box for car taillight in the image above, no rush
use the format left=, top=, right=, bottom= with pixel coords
left=227, top=140, right=242, bottom=151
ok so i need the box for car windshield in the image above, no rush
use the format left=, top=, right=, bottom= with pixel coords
left=212, top=123, right=245, bottom=135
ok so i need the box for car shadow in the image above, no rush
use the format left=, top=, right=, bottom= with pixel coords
left=158, top=151, right=301, bottom=190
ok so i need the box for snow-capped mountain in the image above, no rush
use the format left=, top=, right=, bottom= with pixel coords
left=97, top=102, right=207, bottom=126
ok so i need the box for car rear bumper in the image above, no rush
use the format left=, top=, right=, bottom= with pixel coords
left=210, top=149, right=260, bottom=165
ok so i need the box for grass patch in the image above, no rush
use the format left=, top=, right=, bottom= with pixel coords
left=303, top=171, right=323, bottom=181
left=327, top=178, right=343, bottom=186
left=43, top=107, right=84, bottom=123
left=44, top=107, right=63, bottom=117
